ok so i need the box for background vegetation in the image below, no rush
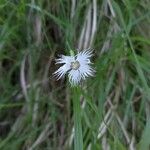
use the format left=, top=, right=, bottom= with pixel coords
left=0, top=0, right=150, bottom=149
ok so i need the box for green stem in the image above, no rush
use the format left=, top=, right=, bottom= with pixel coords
left=73, top=87, right=83, bottom=150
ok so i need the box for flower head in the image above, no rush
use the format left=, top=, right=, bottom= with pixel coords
left=53, top=49, right=95, bottom=85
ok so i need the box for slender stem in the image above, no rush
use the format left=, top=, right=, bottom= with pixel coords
left=73, top=87, right=83, bottom=150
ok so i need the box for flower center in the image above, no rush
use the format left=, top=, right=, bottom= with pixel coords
left=70, top=61, right=80, bottom=70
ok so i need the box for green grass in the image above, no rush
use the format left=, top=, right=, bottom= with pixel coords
left=0, top=0, right=150, bottom=150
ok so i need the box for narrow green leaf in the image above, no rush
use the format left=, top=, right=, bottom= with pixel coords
left=139, top=119, right=150, bottom=150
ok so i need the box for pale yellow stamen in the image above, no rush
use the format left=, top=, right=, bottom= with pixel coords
left=70, top=61, right=80, bottom=70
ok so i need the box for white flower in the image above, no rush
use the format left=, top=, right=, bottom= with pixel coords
left=53, top=49, right=95, bottom=85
